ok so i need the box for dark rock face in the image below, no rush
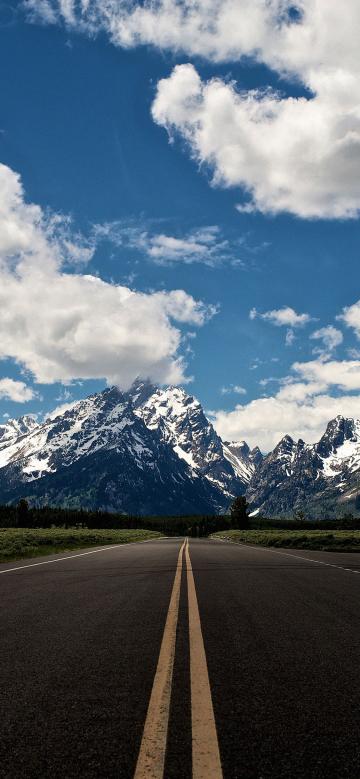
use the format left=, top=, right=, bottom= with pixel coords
left=3, top=383, right=358, bottom=519
left=246, top=416, right=360, bottom=517
left=315, top=417, right=357, bottom=458
left=126, top=381, right=257, bottom=499
left=0, top=382, right=256, bottom=515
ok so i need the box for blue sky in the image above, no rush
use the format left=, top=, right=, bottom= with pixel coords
left=1, top=1, right=360, bottom=449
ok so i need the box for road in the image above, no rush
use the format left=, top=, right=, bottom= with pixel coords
left=1, top=537, right=360, bottom=778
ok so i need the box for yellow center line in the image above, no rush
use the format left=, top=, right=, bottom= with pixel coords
left=134, top=539, right=186, bottom=779
left=185, top=538, right=223, bottom=779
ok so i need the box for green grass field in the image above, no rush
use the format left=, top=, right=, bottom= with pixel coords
left=0, top=527, right=163, bottom=563
left=211, top=528, right=360, bottom=552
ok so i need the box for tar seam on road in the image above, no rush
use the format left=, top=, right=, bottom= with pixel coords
left=134, top=539, right=186, bottom=779
left=214, top=536, right=360, bottom=575
left=185, top=539, right=223, bottom=779
left=0, top=537, right=172, bottom=575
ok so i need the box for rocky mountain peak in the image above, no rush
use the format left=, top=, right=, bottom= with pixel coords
left=0, top=415, right=39, bottom=445
left=272, top=434, right=296, bottom=457
left=247, top=414, right=360, bottom=518
left=124, top=380, right=257, bottom=496
left=125, top=378, right=157, bottom=408
left=316, top=416, right=358, bottom=458
left=0, top=380, right=260, bottom=514
left=249, top=446, right=263, bottom=466
left=224, top=440, right=250, bottom=456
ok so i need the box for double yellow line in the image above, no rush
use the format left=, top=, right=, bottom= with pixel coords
left=134, top=538, right=223, bottom=779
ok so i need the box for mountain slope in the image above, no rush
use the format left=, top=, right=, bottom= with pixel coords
left=0, top=387, right=226, bottom=515
left=247, top=416, right=360, bottom=517
left=126, top=380, right=258, bottom=497
left=3, top=386, right=360, bottom=518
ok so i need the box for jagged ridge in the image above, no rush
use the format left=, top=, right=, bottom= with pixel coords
left=247, top=415, right=360, bottom=517
left=0, top=382, right=256, bottom=514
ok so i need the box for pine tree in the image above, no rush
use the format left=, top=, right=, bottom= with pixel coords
left=17, top=498, right=29, bottom=527
left=230, top=495, right=249, bottom=529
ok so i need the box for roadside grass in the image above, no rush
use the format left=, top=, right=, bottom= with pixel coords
left=0, top=527, right=163, bottom=563
left=211, top=528, right=360, bottom=552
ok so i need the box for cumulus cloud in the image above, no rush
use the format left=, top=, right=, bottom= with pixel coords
left=213, top=392, right=360, bottom=452
left=0, top=163, right=215, bottom=389
left=0, top=378, right=37, bottom=403
left=24, top=2, right=360, bottom=218
left=152, top=62, right=360, bottom=219
left=22, top=0, right=286, bottom=56
left=293, top=358, right=360, bottom=392
left=250, top=306, right=311, bottom=327
left=213, top=354, right=360, bottom=450
left=22, top=1, right=360, bottom=76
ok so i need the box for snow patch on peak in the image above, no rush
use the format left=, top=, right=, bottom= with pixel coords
left=0, top=415, right=39, bottom=443
left=318, top=417, right=360, bottom=477
left=222, top=442, right=256, bottom=482
left=129, top=380, right=256, bottom=495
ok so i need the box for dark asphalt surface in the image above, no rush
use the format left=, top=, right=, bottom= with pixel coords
left=1, top=537, right=360, bottom=778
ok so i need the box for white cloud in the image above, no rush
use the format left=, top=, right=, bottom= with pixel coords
left=347, top=348, right=360, bottom=359
left=94, top=222, right=243, bottom=266
left=0, top=164, right=95, bottom=268
left=55, top=387, right=72, bottom=402
left=25, top=2, right=360, bottom=218
left=25, top=0, right=58, bottom=24
left=46, top=400, right=77, bottom=420
left=152, top=62, right=360, bottom=219
left=22, top=1, right=360, bottom=78
left=293, top=358, right=360, bottom=392
left=214, top=353, right=360, bottom=450
left=339, top=299, right=360, bottom=339
left=142, top=227, right=230, bottom=266
left=285, top=329, right=295, bottom=347
left=22, top=0, right=282, bottom=55
left=213, top=392, right=360, bottom=452
left=0, top=378, right=37, bottom=403
left=250, top=306, right=311, bottom=327
left=310, top=325, right=343, bottom=354
left=220, top=384, right=247, bottom=396
left=0, top=163, right=215, bottom=389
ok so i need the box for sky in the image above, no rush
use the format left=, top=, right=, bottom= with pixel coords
left=1, top=0, right=360, bottom=450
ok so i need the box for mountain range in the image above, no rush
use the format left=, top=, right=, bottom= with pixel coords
left=248, top=416, right=360, bottom=518
left=0, top=381, right=259, bottom=515
left=0, top=380, right=359, bottom=517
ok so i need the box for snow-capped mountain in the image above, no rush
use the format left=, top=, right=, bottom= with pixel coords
left=0, top=415, right=39, bottom=447
left=0, top=384, right=253, bottom=514
left=1, top=384, right=360, bottom=518
left=247, top=416, right=360, bottom=517
left=126, top=380, right=259, bottom=496
left=223, top=440, right=262, bottom=483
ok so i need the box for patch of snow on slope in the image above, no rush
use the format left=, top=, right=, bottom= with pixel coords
left=321, top=435, right=360, bottom=477
left=223, top=442, right=255, bottom=482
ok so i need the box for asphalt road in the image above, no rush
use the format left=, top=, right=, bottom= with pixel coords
left=1, top=537, right=360, bottom=778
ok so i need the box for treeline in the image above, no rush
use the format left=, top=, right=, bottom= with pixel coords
left=0, top=502, right=230, bottom=537
left=0, top=501, right=359, bottom=536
